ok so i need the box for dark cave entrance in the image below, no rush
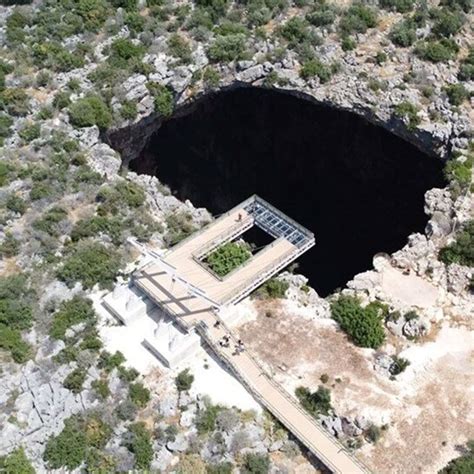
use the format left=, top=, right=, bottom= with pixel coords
left=126, top=87, right=445, bottom=296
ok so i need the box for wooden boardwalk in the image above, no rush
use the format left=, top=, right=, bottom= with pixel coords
left=133, top=197, right=370, bottom=474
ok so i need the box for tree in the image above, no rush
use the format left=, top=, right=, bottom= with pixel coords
left=241, top=453, right=270, bottom=474
left=175, top=368, right=194, bottom=392
left=207, top=34, right=247, bottom=63
left=123, top=423, right=153, bottom=470
left=330, top=295, right=386, bottom=349
left=295, top=385, right=332, bottom=416
left=439, top=440, right=474, bottom=473
left=129, top=382, right=150, bottom=408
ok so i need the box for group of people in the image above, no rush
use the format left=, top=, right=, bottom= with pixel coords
left=214, top=319, right=245, bottom=355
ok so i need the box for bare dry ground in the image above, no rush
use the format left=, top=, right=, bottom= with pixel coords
left=238, top=299, right=474, bottom=474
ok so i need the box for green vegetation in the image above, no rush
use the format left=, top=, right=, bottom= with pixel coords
left=390, top=18, right=417, bottom=47
left=123, top=422, right=153, bottom=470
left=57, top=241, right=121, bottom=289
left=129, top=382, right=150, bottom=408
left=195, top=402, right=222, bottom=434
left=44, top=414, right=111, bottom=470
left=339, top=3, right=377, bottom=35
left=120, top=99, right=138, bottom=120
left=167, top=33, right=192, bottom=64
left=295, top=385, right=332, bottom=416
left=415, top=38, right=459, bottom=63
left=380, top=0, right=415, bottom=13
left=175, top=368, right=194, bottom=392
left=459, top=47, right=474, bottom=81
left=63, top=368, right=87, bottom=393
left=439, top=440, right=474, bottom=473
left=330, top=295, right=386, bottom=349
left=207, top=34, right=247, bottom=63
left=6, top=194, right=27, bottom=214
left=68, top=96, right=112, bottom=129
left=32, top=207, right=68, bottom=236
left=241, top=453, right=270, bottom=474
left=205, top=241, right=252, bottom=276
left=0, top=232, right=20, bottom=258
left=393, top=101, right=421, bottom=130
left=438, top=220, right=474, bottom=267
left=146, top=82, right=174, bottom=116
left=366, top=424, right=382, bottom=443
left=444, top=155, right=473, bottom=188
left=50, top=295, right=96, bottom=340
left=253, top=277, right=289, bottom=299
left=0, top=447, right=35, bottom=474
left=91, top=379, right=110, bottom=400
left=444, top=83, right=470, bottom=106
left=98, top=350, right=126, bottom=372
left=164, top=211, right=196, bottom=246
left=300, top=59, right=332, bottom=83
left=0, top=274, right=34, bottom=362
left=390, top=355, right=410, bottom=376
left=18, top=122, right=40, bottom=142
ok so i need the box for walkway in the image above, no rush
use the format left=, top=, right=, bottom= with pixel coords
left=132, top=196, right=369, bottom=473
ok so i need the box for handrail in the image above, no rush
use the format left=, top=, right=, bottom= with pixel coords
left=192, top=216, right=254, bottom=260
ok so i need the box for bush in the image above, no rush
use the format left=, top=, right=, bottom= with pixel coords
left=330, top=295, right=386, bottom=348
left=205, top=241, right=251, bottom=276
left=393, top=101, right=421, bottom=130
left=129, top=382, right=150, bottom=408
left=444, top=155, right=473, bottom=187
left=167, top=34, right=192, bottom=63
left=0, top=324, right=32, bottom=363
left=117, top=399, right=138, bottom=421
left=241, top=453, right=270, bottom=474
left=254, top=278, right=289, bottom=299
left=57, top=242, right=121, bottom=289
left=123, top=423, right=153, bottom=470
left=366, top=424, right=382, bottom=443
left=98, top=350, right=125, bottom=371
left=164, top=211, right=196, bottom=246
left=176, top=368, right=194, bottom=392
left=279, top=16, right=310, bottom=46
left=68, top=96, right=112, bottom=129
left=109, top=38, right=145, bottom=63
left=439, top=220, right=474, bottom=266
left=432, top=8, right=465, bottom=38
left=415, top=38, right=459, bottom=63
left=115, top=181, right=146, bottom=207
left=63, top=368, right=87, bottom=393
left=146, top=82, right=174, bottom=116
left=380, top=0, right=414, bottom=13
left=300, top=59, right=332, bottom=82
left=339, top=3, right=377, bottom=35
left=458, top=46, right=474, bottom=81
left=0, top=274, right=34, bottom=331
left=0, top=88, right=29, bottom=116
left=71, top=215, right=125, bottom=245
left=18, top=122, right=41, bottom=143
left=207, top=34, right=247, bottom=63
left=390, top=355, right=410, bottom=375
left=390, top=18, right=417, bottom=47
left=0, top=233, right=20, bottom=258
left=295, top=385, right=332, bottom=416
left=32, top=207, right=68, bottom=236
left=195, top=403, right=222, bottom=434
left=0, top=447, right=35, bottom=474
left=306, top=2, right=337, bottom=27
left=0, top=113, right=13, bottom=144
left=120, top=99, right=137, bottom=120
left=50, top=295, right=96, bottom=340
left=444, top=83, right=470, bottom=105
left=6, top=194, right=26, bottom=214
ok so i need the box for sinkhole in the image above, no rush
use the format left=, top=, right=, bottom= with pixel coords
left=121, top=87, right=446, bottom=296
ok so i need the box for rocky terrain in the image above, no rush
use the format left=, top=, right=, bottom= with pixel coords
left=0, top=0, right=473, bottom=472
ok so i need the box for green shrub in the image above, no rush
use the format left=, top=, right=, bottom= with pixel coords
left=444, top=83, right=470, bottom=105
left=415, top=38, right=459, bottom=62
left=57, top=242, right=121, bottom=289
left=444, top=155, right=473, bottom=187
left=203, top=66, right=220, bottom=88
left=295, top=385, right=332, bottom=416
left=129, top=382, right=150, bottom=408
left=195, top=403, right=222, bottom=434
left=167, top=33, right=192, bottom=63
left=432, top=8, right=465, bottom=38
left=50, top=295, right=96, bottom=340
left=0, top=88, right=29, bottom=116
left=205, top=241, right=251, bottom=276
left=32, top=207, right=68, bottom=236
left=175, top=368, right=194, bottom=392
left=0, top=447, right=35, bottom=474
left=29, top=182, right=54, bottom=201
left=439, top=220, right=474, bottom=266
left=6, top=194, right=27, bottom=214
left=207, top=34, right=247, bottom=63
left=91, top=379, right=110, bottom=400
left=0, top=113, right=13, bottom=144
left=164, top=211, right=196, bottom=246
left=393, top=101, right=421, bottom=130
left=118, top=366, right=139, bottom=382
left=341, top=35, right=356, bottom=51
left=366, top=424, right=382, bottom=443
left=146, top=82, right=174, bottom=116
left=98, top=350, right=126, bottom=371
left=300, top=59, right=332, bottom=82
left=339, top=3, right=377, bottom=35
left=390, top=355, right=410, bottom=375
left=0, top=324, right=32, bottom=363
left=63, top=368, right=87, bottom=393
left=380, top=0, right=414, bottom=13
left=109, top=38, right=145, bottom=63
left=75, top=0, right=110, bottom=31
left=0, top=274, right=33, bottom=331
left=241, top=453, right=270, bottom=474
left=115, top=181, right=145, bottom=207
left=279, top=16, right=310, bottom=46
left=68, top=96, right=112, bottom=129
left=254, top=278, right=289, bottom=299
left=120, top=99, right=138, bottom=120
left=44, top=415, right=111, bottom=470
left=0, top=233, right=20, bottom=258
left=458, top=46, right=474, bottom=81
left=389, top=18, right=417, bottom=47
left=330, top=295, right=386, bottom=348
left=306, top=2, right=337, bottom=27
left=123, top=422, right=153, bottom=470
